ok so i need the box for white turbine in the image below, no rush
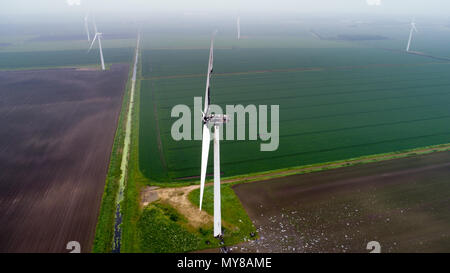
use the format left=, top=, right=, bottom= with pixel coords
left=84, top=13, right=91, bottom=42
left=88, top=19, right=105, bottom=71
left=199, top=30, right=229, bottom=238
left=406, top=20, right=418, bottom=52
left=237, top=16, right=241, bottom=40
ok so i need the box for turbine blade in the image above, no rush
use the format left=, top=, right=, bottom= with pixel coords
left=204, top=70, right=211, bottom=115
left=93, top=17, right=98, bottom=34
left=88, top=34, right=98, bottom=52
left=203, top=34, right=215, bottom=115
left=84, top=16, right=90, bottom=42
left=199, top=124, right=211, bottom=211
left=210, top=33, right=215, bottom=71
left=410, top=20, right=418, bottom=32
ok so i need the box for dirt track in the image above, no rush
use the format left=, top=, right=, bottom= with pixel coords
left=0, top=65, right=129, bottom=252
left=142, top=186, right=213, bottom=228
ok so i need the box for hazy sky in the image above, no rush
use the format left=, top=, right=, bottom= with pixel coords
left=2, top=0, right=450, bottom=16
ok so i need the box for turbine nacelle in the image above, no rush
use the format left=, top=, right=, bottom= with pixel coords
left=411, top=22, right=418, bottom=33
left=88, top=32, right=103, bottom=52
left=203, top=114, right=230, bottom=125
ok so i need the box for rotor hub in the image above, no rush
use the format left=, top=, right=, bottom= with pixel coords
left=204, top=114, right=230, bottom=125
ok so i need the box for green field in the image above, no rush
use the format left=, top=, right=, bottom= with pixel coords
left=141, top=47, right=432, bottom=77
left=139, top=45, right=450, bottom=182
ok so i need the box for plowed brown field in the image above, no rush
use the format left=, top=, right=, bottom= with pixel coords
left=0, top=64, right=129, bottom=252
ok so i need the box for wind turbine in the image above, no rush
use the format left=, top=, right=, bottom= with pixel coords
left=88, top=19, right=105, bottom=71
left=237, top=16, right=241, bottom=40
left=199, top=30, right=229, bottom=238
left=406, top=20, right=418, bottom=52
left=84, top=12, right=91, bottom=42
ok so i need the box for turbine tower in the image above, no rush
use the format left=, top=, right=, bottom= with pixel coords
left=199, top=30, right=229, bottom=238
left=88, top=19, right=105, bottom=71
left=237, top=16, right=241, bottom=40
left=406, top=20, right=418, bottom=52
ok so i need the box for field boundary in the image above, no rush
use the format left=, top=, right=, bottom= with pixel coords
left=219, top=142, right=450, bottom=185
left=92, top=41, right=138, bottom=253
left=120, top=36, right=150, bottom=253
left=142, top=142, right=450, bottom=189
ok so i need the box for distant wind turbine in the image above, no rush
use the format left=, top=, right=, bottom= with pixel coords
left=237, top=16, right=241, bottom=40
left=199, top=30, right=229, bottom=238
left=88, top=19, right=105, bottom=71
left=406, top=20, right=418, bottom=52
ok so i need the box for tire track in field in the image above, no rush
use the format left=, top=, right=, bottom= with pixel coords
left=156, top=81, right=450, bottom=111
left=156, top=79, right=450, bottom=115
left=280, top=114, right=450, bottom=139
left=217, top=82, right=450, bottom=105
left=158, top=87, right=450, bottom=140
left=143, top=61, right=448, bottom=81
left=166, top=112, right=450, bottom=156
left=158, top=98, right=450, bottom=128
left=163, top=102, right=450, bottom=152
left=155, top=72, right=450, bottom=103
left=152, top=81, right=168, bottom=171
left=151, top=63, right=450, bottom=99
left=144, top=67, right=322, bottom=80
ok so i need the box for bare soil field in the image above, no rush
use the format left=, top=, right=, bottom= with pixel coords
left=233, top=151, right=450, bottom=253
left=0, top=64, right=129, bottom=252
